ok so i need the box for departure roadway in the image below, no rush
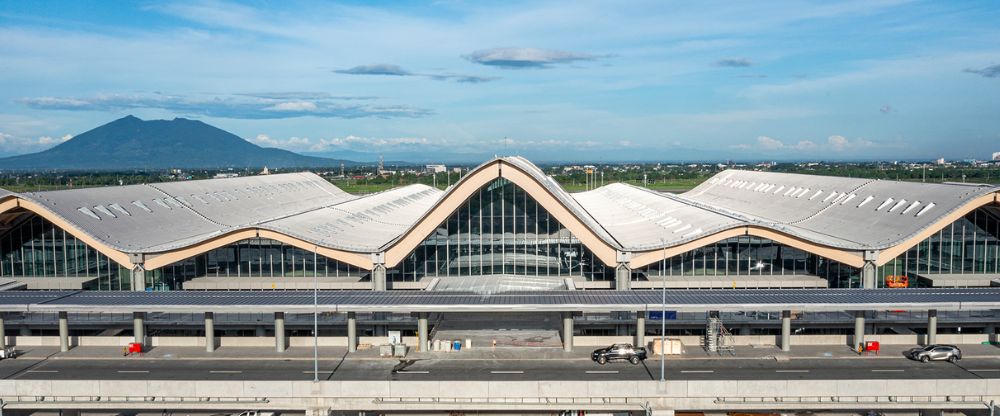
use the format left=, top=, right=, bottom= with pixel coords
left=1, top=343, right=999, bottom=382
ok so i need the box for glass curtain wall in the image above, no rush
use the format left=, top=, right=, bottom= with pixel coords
left=150, top=237, right=364, bottom=290
left=631, top=236, right=861, bottom=288
left=877, top=206, right=1000, bottom=287
left=388, top=178, right=613, bottom=282
left=0, top=214, right=129, bottom=290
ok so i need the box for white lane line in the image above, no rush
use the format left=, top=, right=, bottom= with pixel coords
left=586, top=370, right=619, bottom=374
left=680, top=370, right=714, bottom=373
left=775, top=370, right=809, bottom=373
left=396, top=370, right=430, bottom=374
left=490, top=370, right=524, bottom=374
left=302, top=371, right=333, bottom=374
left=871, top=369, right=904, bottom=372
left=117, top=370, right=149, bottom=373
left=969, top=369, right=1000, bottom=372
left=26, top=370, right=58, bottom=373
left=210, top=370, right=243, bottom=374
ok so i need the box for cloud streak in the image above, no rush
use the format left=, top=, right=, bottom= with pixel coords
left=462, top=47, right=607, bottom=69
left=18, top=93, right=432, bottom=119
left=735, top=135, right=877, bottom=152
left=715, top=58, right=752, bottom=67
left=333, top=63, right=499, bottom=83
left=964, top=64, right=1000, bottom=78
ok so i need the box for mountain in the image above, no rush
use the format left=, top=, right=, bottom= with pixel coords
left=0, top=116, right=355, bottom=170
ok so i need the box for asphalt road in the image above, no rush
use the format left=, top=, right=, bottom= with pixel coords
left=3, top=355, right=999, bottom=381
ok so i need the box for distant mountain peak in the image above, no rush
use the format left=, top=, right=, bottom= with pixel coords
left=0, top=116, right=355, bottom=170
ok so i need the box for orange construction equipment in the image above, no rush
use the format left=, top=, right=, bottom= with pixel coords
left=886, top=275, right=909, bottom=288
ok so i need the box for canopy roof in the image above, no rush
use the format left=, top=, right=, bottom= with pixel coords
left=1, top=157, right=996, bottom=270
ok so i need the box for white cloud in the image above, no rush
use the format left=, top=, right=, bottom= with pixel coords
left=0, top=132, right=73, bottom=154
left=265, top=101, right=317, bottom=112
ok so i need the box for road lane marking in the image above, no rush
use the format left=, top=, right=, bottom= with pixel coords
left=586, top=370, right=619, bottom=374
left=210, top=370, right=242, bottom=374
left=680, top=370, right=714, bottom=373
left=396, top=370, right=430, bottom=374
left=871, top=369, right=904, bottom=372
left=775, top=370, right=809, bottom=373
left=26, top=370, right=58, bottom=373
left=490, top=370, right=524, bottom=374
left=117, top=370, right=149, bottom=373
left=969, top=369, right=1000, bottom=372
left=302, top=371, right=333, bottom=374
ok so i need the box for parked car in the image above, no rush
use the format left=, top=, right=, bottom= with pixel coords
left=591, top=343, right=647, bottom=365
left=906, top=345, right=962, bottom=362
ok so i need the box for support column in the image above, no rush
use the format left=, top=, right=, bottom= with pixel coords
left=0, top=313, right=6, bottom=351
left=417, top=312, right=428, bottom=352
left=615, top=263, right=631, bottom=290
left=132, top=312, right=145, bottom=345
left=781, top=310, right=792, bottom=352
left=853, top=311, right=865, bottom=351
left=371, top=253, right=387, bottom=291
left=130, top=266, right=146, bottom=292
left=274, top=312, right=286, bottom=352
left=927, top=309, right=938, bottom=345
left=204, top=312, right=215, bottom=353
left=562, top=312, right=574, bottom=352
left=58, top=311, right=69, bottom=352
left=635, top=311, right=645, bottom=348
left=347, top=312, right=357, bottom=353
left=861, top=260, right=876, bottom=288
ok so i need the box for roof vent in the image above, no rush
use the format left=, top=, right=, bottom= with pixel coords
left=901, top=201, right=921, bottom=215
left=857, top=196, right=874, bottom=208
left=915, top=202, right=936, bottom=217
left=153, top=198, right=172, bottom=210
left=823, top=192, right=838, bottom=202
left=108, top=203, right=131, bottom=216
left=784, top=187, right=798, bottom=196
left=876, top=198, right=894, bottom=211
left=840, top=194, right=857, bottom=205
left=93, top=205, right=116, bottom=218
left=795, top=188, right=810, bottom=198
left=131, top=201, right=152, bottom=213
left=773, top=185, right=785, bottom=194
left=809, top=190, right=823, bottom=200
left=888, top=199, right=908, bottom=213
left=77, top=207, right=101, bottom=220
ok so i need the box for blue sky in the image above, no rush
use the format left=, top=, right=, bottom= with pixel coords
left=1, top=0, right=999, bottom=162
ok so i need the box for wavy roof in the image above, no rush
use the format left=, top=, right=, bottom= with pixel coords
left=0, top=158, right=997, bottom=271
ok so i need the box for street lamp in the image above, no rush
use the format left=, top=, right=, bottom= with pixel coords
left=313, top=251, right=319, bottom=383
left=660, top=242, right=666, bottom=382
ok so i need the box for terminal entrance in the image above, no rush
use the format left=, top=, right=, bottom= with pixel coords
left=429, top=311, right=564, bottom=348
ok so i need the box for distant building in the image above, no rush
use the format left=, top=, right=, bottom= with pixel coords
left=425, top=164, right=446, bottom=174
left=993, top=152, right=1000, bottom=161
left=934, top=158, right=946, bottom=165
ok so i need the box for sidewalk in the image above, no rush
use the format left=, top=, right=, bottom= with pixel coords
left=9, top=342, right=1000, bottom=362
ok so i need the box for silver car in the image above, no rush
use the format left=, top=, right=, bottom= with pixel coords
left=906, top=345, right=962, bottom=363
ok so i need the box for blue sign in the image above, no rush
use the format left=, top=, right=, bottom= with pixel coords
left=647, top=310, right=676, bottom=320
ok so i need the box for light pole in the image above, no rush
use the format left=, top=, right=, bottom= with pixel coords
left=660, top=243, right=666, bottom=382
left=313, top=250, right=319, bottom=383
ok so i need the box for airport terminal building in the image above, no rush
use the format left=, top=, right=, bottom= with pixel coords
left=1, top=156, right=997, bottom=293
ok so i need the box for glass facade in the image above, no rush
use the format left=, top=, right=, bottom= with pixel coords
left=150, top=237, right=364, bottom=290
left=388, top=178, right=614, bottom=282
left=0, top=214, right=130, bottom=290
left=631, top=236, right=862, bottom=288
left=877, top=206, right=1000, bottom=287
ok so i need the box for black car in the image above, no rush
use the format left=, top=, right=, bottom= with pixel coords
left=591, top=343, right=647, bottom=365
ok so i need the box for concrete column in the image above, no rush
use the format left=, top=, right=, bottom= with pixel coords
left=927, top=309, right=938, bottom=345
left=372, top=264, right=387, bottom=291
left=781, top=310, right=792, bottom=352
left=347, top=311, right=357, bottom=353
left=417, top=312, right=428, bottom=352
left=562, top=312, right=574, bottom=352
left=132, top=312, right=145, bottom=345
left=130, top=266, right=146, bottom=292
left=635, top=311, right=645, bottom=348
left=274, top=312, right=286, bottom=352
left=853, top=311, right=865, bottom=351
left=204, top=312, right=215, bottom=353
left=58, top=311, right=69, bottom=352
left=0, top=313, right=6, bottom=351
left=615, top=263, right=631, bottom=290
left=861, top=261, right=876, bottom=288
